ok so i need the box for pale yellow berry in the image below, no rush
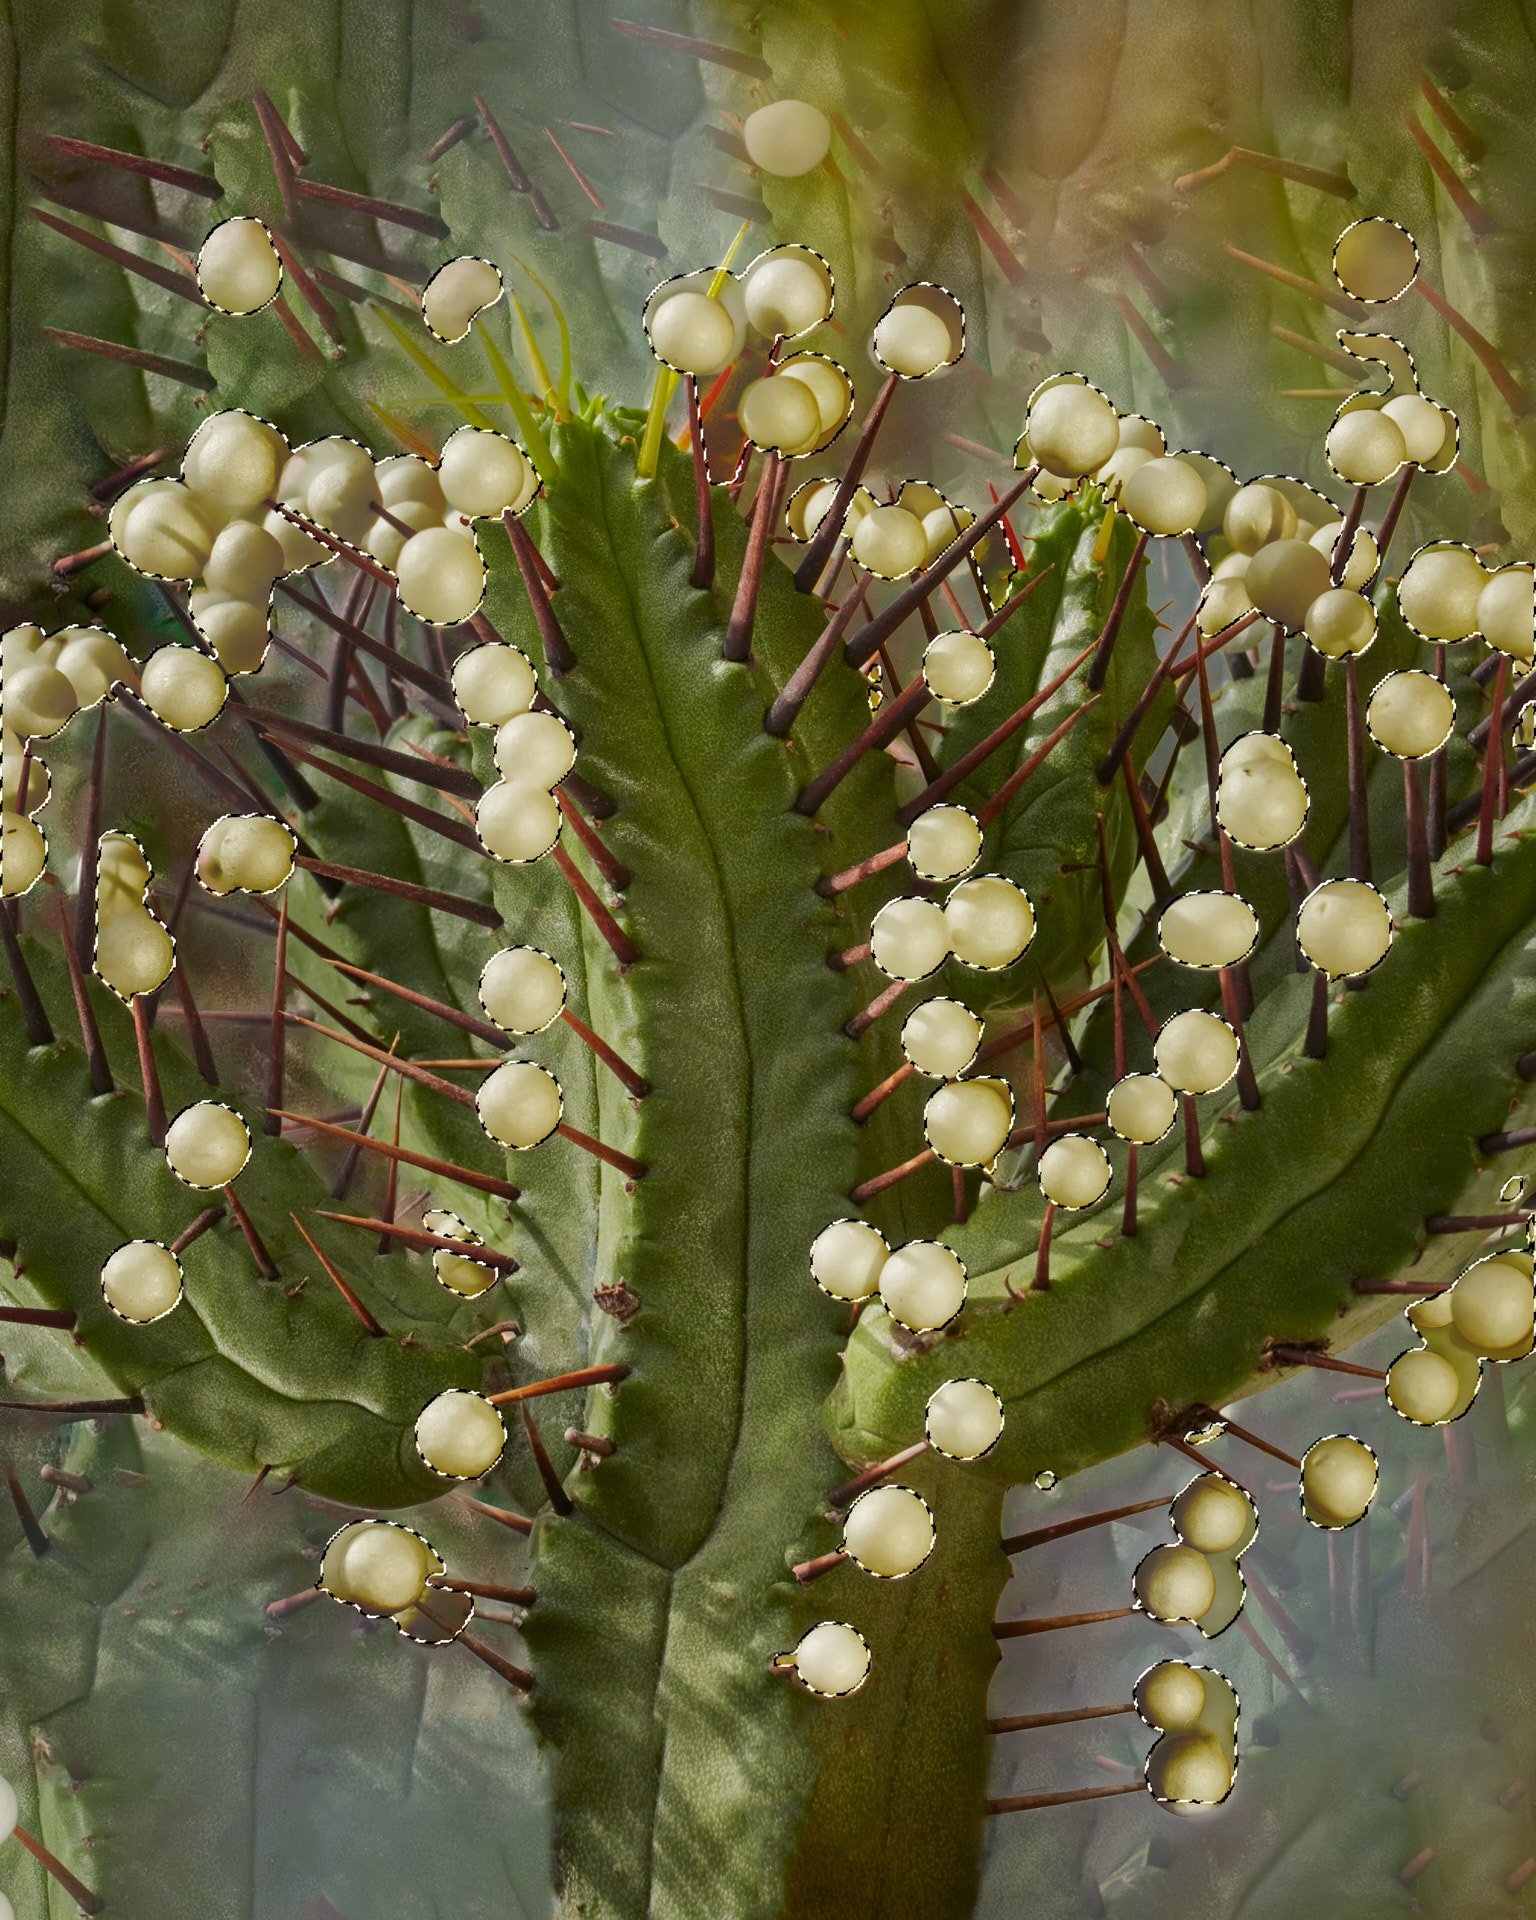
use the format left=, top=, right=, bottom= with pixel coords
left=1397, top=543, right=1486, bottom=642
left=1025, top=379, right=1119, bottom=479
left=476, top=1060, right=563, bottom=1149
left=852, top=505, right=928, bottom=579
left=1107, top=1073, right=1177, bottom=1145
left=906, top=806, right=981, bottom=882
left=54, top=627, right=132, bottom=707
left=204, top=520, right=286, bottom=600
left=1366, top=670, right=1455, bottom=759
left=922, top=629, right=995, bottom=705
left=183, top=410, right=286, bottom=512
left=1224, top=483, right=1295, bottom=555
left=140, top=646, right=229, bottom=731
left=872, top=296, right=959, bottom=378
left=925, top=1378, right=1004, bottom=1460
left=101, top=1240, right=183, bottom=1324
left=1154, top=1009, right=1239, bottom=1094
left=1387, top=1346, right=1462, bottom=1424
left=1450, top=1255, right=1534, bottom=1356
left=879, top=1240, right=966, bottom=1331
left=93, top=912, right=174, bottom=1000
left=1244, top=538, right=1332, bottom=631
left=415, top=1390, right=507, bottom=1479
left=924, top=1077, right=1013, bottom=1166
left=1119, top=456, right=1207, bottom=537
left=1381, top=393, right=1450, bottom=465
left=451, top=642, right=538, bottom=726
left=1196, top=578, right=1253, bottom=638
left=440, top=427, right=532, bottom=520
left=421, top=256, right=504, bottom=343
left=790, top=1621, right=870, bottom=1697
left=901, top=998, right=982, bottom=1078
left=0, top=813, right=46, bottom=897
left=1037, top=1133, right=1112, bottom=1210
left=1478, top=564, right=1535, bottom=662
left=945, top=875, right=1035, bottom=970
left=196, top=814, right=296, bottom=896
left=1300, top=1435, right=1379, bottom=1527
left=870, top=896, right=950, bottom=981
left=365, top=499, right=439, bottom=570
left=1326, top=408, right=1407, bottom=485
left=1171, top=1474, right=1254, bottom=1554
left=1137, top=1661, right=1207, bottom=1733
left=395, top=526, right=487, bottom=626
left=1135, top=1542, right=1217, bottom=1622
left=377, top=455, right=446, bottom=513
left=743, top=246, right=833, bottom=337
left=477, top=783, right=561, bottom=863
left=809, top=1218, right=889, bottom=1302
left=742, top=99, right=831, bottom=176
left=1148, top=1730, right=1233, bottom=1808
left=493, top=710, right=576, bottom=788
left=479, top=946, right=566, bottom=1035
left=1215, top=735, right=1309, bottom=850
left=197, top=217, right=282, bottom=314
left=1296, top=879, right=1393, bottom=979
left=1308, top=519, right=1379, bottom=591
left=776, top=355, right=852, bottom=443
left=738, top=373, right=821, bottom=455
left=165, top=1101, right=251, bottom=1188
left=843, top=1485, right=935, bottom=1578
left=194, top=598, right=270, bottom=675
left=1158, top=891, right=1258, bottom=970
left=1304, top=587, right=1377, bottom=659
left=5, top=661, right=79, bottom=738
left=1334, top=217, right=1418, bottom=302
left=320, top=1520, right=437, bottom=1616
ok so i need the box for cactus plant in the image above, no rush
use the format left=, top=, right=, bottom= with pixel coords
left=4, top=5, right=1536, bottom=1918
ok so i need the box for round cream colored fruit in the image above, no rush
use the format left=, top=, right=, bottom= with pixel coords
left=879, top=1240, right=967, bottom=1332
left=1158, top=891, right=1258, bottom=970
left=901, top=998, right=982, bottom=1078
left=395, top=527, right=487, bottom=626
left=742, top=99, right=831, bottom=177
left=1398, top=544, right=1487, bottom=642
left=94, top=912, right=174, bottom=999
left=1326, top=408, right=1407, bottom=485
left=1334, top=217, right=1418, bottom=302
left=165, top=1101, right=251, bottom=1189
left=101, top=1240, right=183, bottom=1324
left=1097, top=445, right=1152, bottom=499
left=1215, top=750, right=1309, bottom=850
left=204, top=520, right=286, bottom=599
left=1309, top=519, right=1379, bottom=591
left=433, top=1240, right=499, bottom=1298
left=1297, top=879, right=1393, bottom=979
left=852, top=505, right=928, bottom=579
left=1224, top=483, right=1295, bottom=555
left=809, top=1218, right=888, bottom=1302
left=1366, top=670, right=1455, bottom=758
left=1148, top=1731, right=1233, bottom=1808
left=1387, top=1346, right=1463, bottom=1424
left=0, top=814, right=46, bottom=897
left=1025, top=380, right=1119, bottom=479
left=53, top=628, right=129, bottom=707
left=97, top=834, right=150, bottom=919
left=304, top=439, right=375, bottom=534
left=197, top=814, right=296, bottom=896
left=184, top=410, right=285, bottom=512
left=0, top=1775, right=16, bottom=1846
left=925, top=1077, right=1013, bottom=1167
left=744, top=249, right=833, bottom=338
left=1107, top=1072, right=1177, bottom=1144
left=415, top=1390, right=507, bottom=1479
left=1119, top=457, right=1207, bottom=537
left=872, top=302, right=955, bottom=379
left=197, top=217, right=282, bottom=314
left=377, top=455, right=446, bottom=513
left=1138, top=1662, right=1207, bottom=1733
left=366, top=500, right=439, bottom=571
left=440, top=427, right=531, bottom=520
left=477, top=783, right=562, bottom=863
left=1197, top=578, right=1253, bottom=638
left=778, top=357, right=851, bottom=442
left=1408, top=1292, right=1455, bottom=1336
left=1478, top=565, right=1535, bottom=662
left=4, top=662, right=78, bottom=739
left=1155, top=1009, right=1239, bottom=1094
left=922, top=629, right=995, bottom=705
left=647, top=289, right=738, bottom=379
left=1038, top=1133, right=1112, bottom=1211
left=480, top=946, right=566, bottom=1034
left=494, top=710, right=577, bottom=788
left=1301, top=1435, right=1378, bottom=1527
left=945, top=875, right=1035, bottom=970
left=1381, top=393, right=1450, bottom=466
left=1244, top=538, right=1331, bottom=631
left=452, top=642, right=537, bottom=726
left=1451, top=1256, right=1534, bottom=1355
left=791, top=1621, right=870, bottom=1698
left=925, top=1378, right=1004, bottom=1460
left=787, top=479, right=840, bottom=542
left=194, top=599, right=269, bottom=675
left=1135, top=1543, right=1217, bottom=1623
left=870, top=896, right=950, bottom=981
left=1305, top=587, right=1377, bottom=659
left=907, top=806, right=981, bottom=881
left=320, top=1521, right=435, bottom=1616
left=1172, top=1475, right=1253, bottom=1554
left=476, top=1060, right=563, bottom=1149
left=738, top=373, right=821, bottom=456
left=421, top=256, right=504, bottom=343
left=139, top=645, right=228, bottom=731
left=843, top=1485, right=935, bottom=1578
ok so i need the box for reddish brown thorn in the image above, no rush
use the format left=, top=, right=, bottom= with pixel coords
left=42, top=325, right=214, bottom=390
left=0, top=1396, right=142, bottom=1418
left=544, top=125, right=603, bottom=209
left=796, top=670, right=931, bottom=815
left=685, top=375, right=717, bottom=589
left=170, top=1205, right=224, bottom=1255
left=317, top=1212, right=517, bottom=1269
left=561, top=1006, right=649, bottom=1099
left=6, top=1469, right=49, bottom=1555
left=291, top=1015, right=478, bottom=1114
left=50, top=538, right=114, bottom=580
left=251, top=93, right=298, bottom=215
left=1404, top=759, right=1434, bottom=918
left=1180, top=1092, right=1204, bottom=1177
left=266, top=1587, right=324, bottom=1620
left=1302, top=969, right=1330, bottom=1061
left=962, top=186, right=1025, bottom=284
left=1258, top=618, right=1289, bottom=735
left=792, top=373, right=901, bottom=592
left=54, top=907, right=112, bottom=1094
left=471, top=93, right=532, bottom=187
left=993, top=1607, right=1137, bottom=1640
left=827, top=1441, right=931, bottom=1510
left=1477, top=651, right=1509, bottom=866
left=1428, top=644, right=1450, bottom=858
left=845, top=977, right=908, bottom=1039
left=827, top=940, right=872, bottom=973
left=1414, top=279, right=1533, bottom=415
left=1407, top=111, right=1492, bottom=234
left=1226, top=243, right=1364, bottom=318
left=452, top=1625, right=534, bottom=1692
left=269, top=502, right=394, bottom=584
left=451, top=1491, right=534, bottom=1535
left=554, top=790, right=629, bottom=892
left=271, top=234, right=344, bottom=346
left=550, top=844, right=638, bottom=969
left=1163, top=1433, right=1245, bottom=1486
left=611, top=15, right=768, bottom=72
left=846, top=473, right=1036, bottom=671
left=290, top=1215, right=384, bottom=1336
left=902, top=631, right=1098, bottom=826
left=279, top=582, right=452, bottom=703
left=430, top=1573, right=538, bottom=1606
left=273, top=1108, right=519, bottom=1201
left=1219, top=968, right=1261, bottom=1111
left=565, top=1428, right=614, bottom=1458
left=818, top=840, right=908, bottom=899
left=1114, top=291, right=1183, bottom=386
left=30, top=206, right=201, bottom=301
left=990, top=1703, right=1136, bottom=1736
left=1095, top=610, right=1201, bottom=786
left=256, top=889, right=289, bottom=1139
left=0, top=1306, right=76, bottom=1330
left=1235, top=1614, right=1314, bottom=1711
left=558, top=1120, right=647, bottom=1181
left=1212, top=1416, right=1301, bottom=1470
left=294, top=175, right=447, bottom=237
left=1119, top=753, right=1173, bottom=907
left=1176, top=145, right=1355, bottom=197
left=129, top=996, right=167, bottom=1144
left=45, top=129, right=219, bottom=197
left=1001, top=1495, right=1176, bottom=1556
left=427, top=116, right=477, bottom=163
left=12, top=1823, right=103, bottom=1913
left=792, top=1549, right=849, bottom=1584
left=488, top=1363, right=631, bottom=1407
left=224, top=1183, right=277, bottom=1279
left=294, top=855, right=500, bottom=928
left=172, top=958, right=218, bottom=1086
left=247, top=711, right=476, bottom=800
left=848, top=1144, right=937, bottom=1206
left=325, top=958, right=506, bottom=1050
left=1343, top=652, right=1373, bottom=881
left=1270, top=1345, right=1386, bottom=1380
left=724, top=452, right=787, bottom=664
left=763, top=568, right=877, bottom=737
left=987, top=1781, right=1143, bottom=1816
left=1353, top=1276, right=1450, bottom=1295
left=503, top=512, right=574, bottom=676
left=270, top=289, right=322, bottom=360
left=90, top=447, right=171, bottom=500
left=285, top=742, right=482, bottom=854
left=1418, top=72, right=1482, bottom=160
left=1426, top=1210, right=1532, bottom=1234
left=521, top=1405, right=575, bottom=1514
left=1033, top=1201, right=1056, bottom=1292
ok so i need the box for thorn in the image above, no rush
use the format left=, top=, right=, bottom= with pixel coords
left=429, top=1573, right=537, bottom=1606
left=0, top=1397, right=142, bottom=1418
left=554, top=789, right=630, bottom=893
left=986, top=1781, right=1143, bottom=1815
left=1181, top=1092, right=1205, bottom=1178
left=1174, top=146, right=1355, bottom=198
left=521, top=1406, right=575, bottom=1514
left=962, top=186, right=1026, bottom=285
left=844, top=977, right=909, bottom=1040
left=553, top=845, right=640, bottom=968
left=1477, top=652, right=1509, bottom=866
left=245, top=709, right=477, bottom=800
left=0, top=901, right=53, bottom=1047
left=38, top=1465, right=91, bottom=1493
left=44, top=129, right=220, bottom=196
left=12, top=1823, right=103, bottom=1913
left=763, top=568, right=877, bottom=737
left=55, top=907, right=112, bottom=1095
left=171, top=959, right=219, bottom=1086
left=1034, top=1201, right=1056, bottom=1292
left=427, top=115, right=477, bottom=164
left=557, top=1120, right=647, bottom=1182
left=1304, top=969, right=1330, bottom=1061
left=1095, top=609, right=1206, bottom=786
left=0, top=1306, right=75, bottom=1330
left=451, top=1491, right=534, bottom=1535
left=278, top=582, right=453, bottom=704
left=169, top=1205, right=224, bottom=1255
left=1113, top=293, right=1183, bottom=387
left=452, top=1625, right=535, bottom=1692
left=487, top=1363, right=631, bottom=1407
left=685, top=376, right=716, bottom=589
left=42, top=325, right=214, bottom=391
left=1414, top=279, right=1533, bottom=415
left=1001, top=1495, right=1171, bottom=1555
left=130, top=996, right=167, bottom=1145
left=1344, top=653, right=1373, bottom=882
left=827, top=1441, right=931, bottom=1508
left=293, top=175, right=446, bottom=238
left=792, top=1549, right=849, bottom=1584
left=503, top=513, right=574, bottom=677
left=1209, top=1415, right=1301, bottom=1469
left=294, top=855, right=499, bottom=928
left=266, top=1588, right=324, bottom=1620
left=30, top=206, right=202, bottom=302
left=724, top=451, right=788, bottom=664
left=610, top=15, right=769, bottom=73
left=289, top=1215, right=385, bottom=1336
left=1268, top=1344, right=1386, bottom=1380
left=5, top=1469, right=49, bottom=1554
left=1118, top=751, right=1173, bottom=907
left=274, top=1109, right=519, bottom=1201
left=993, top=1607, right=1137, bottom=1640
left=225, top=1185, right=278, bottom=1279
left=242, top=1463, right=274, bottom=1503
left=1426, top=1210, right=1533, bottom=1234
left=544, top=125, right=603, bottom=210
left=1400, top=1849, right=1438, bottom=1887
left=1407, top=111, right=1492, bottom=234
left=1225, top=244, right=1364, bottom=319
